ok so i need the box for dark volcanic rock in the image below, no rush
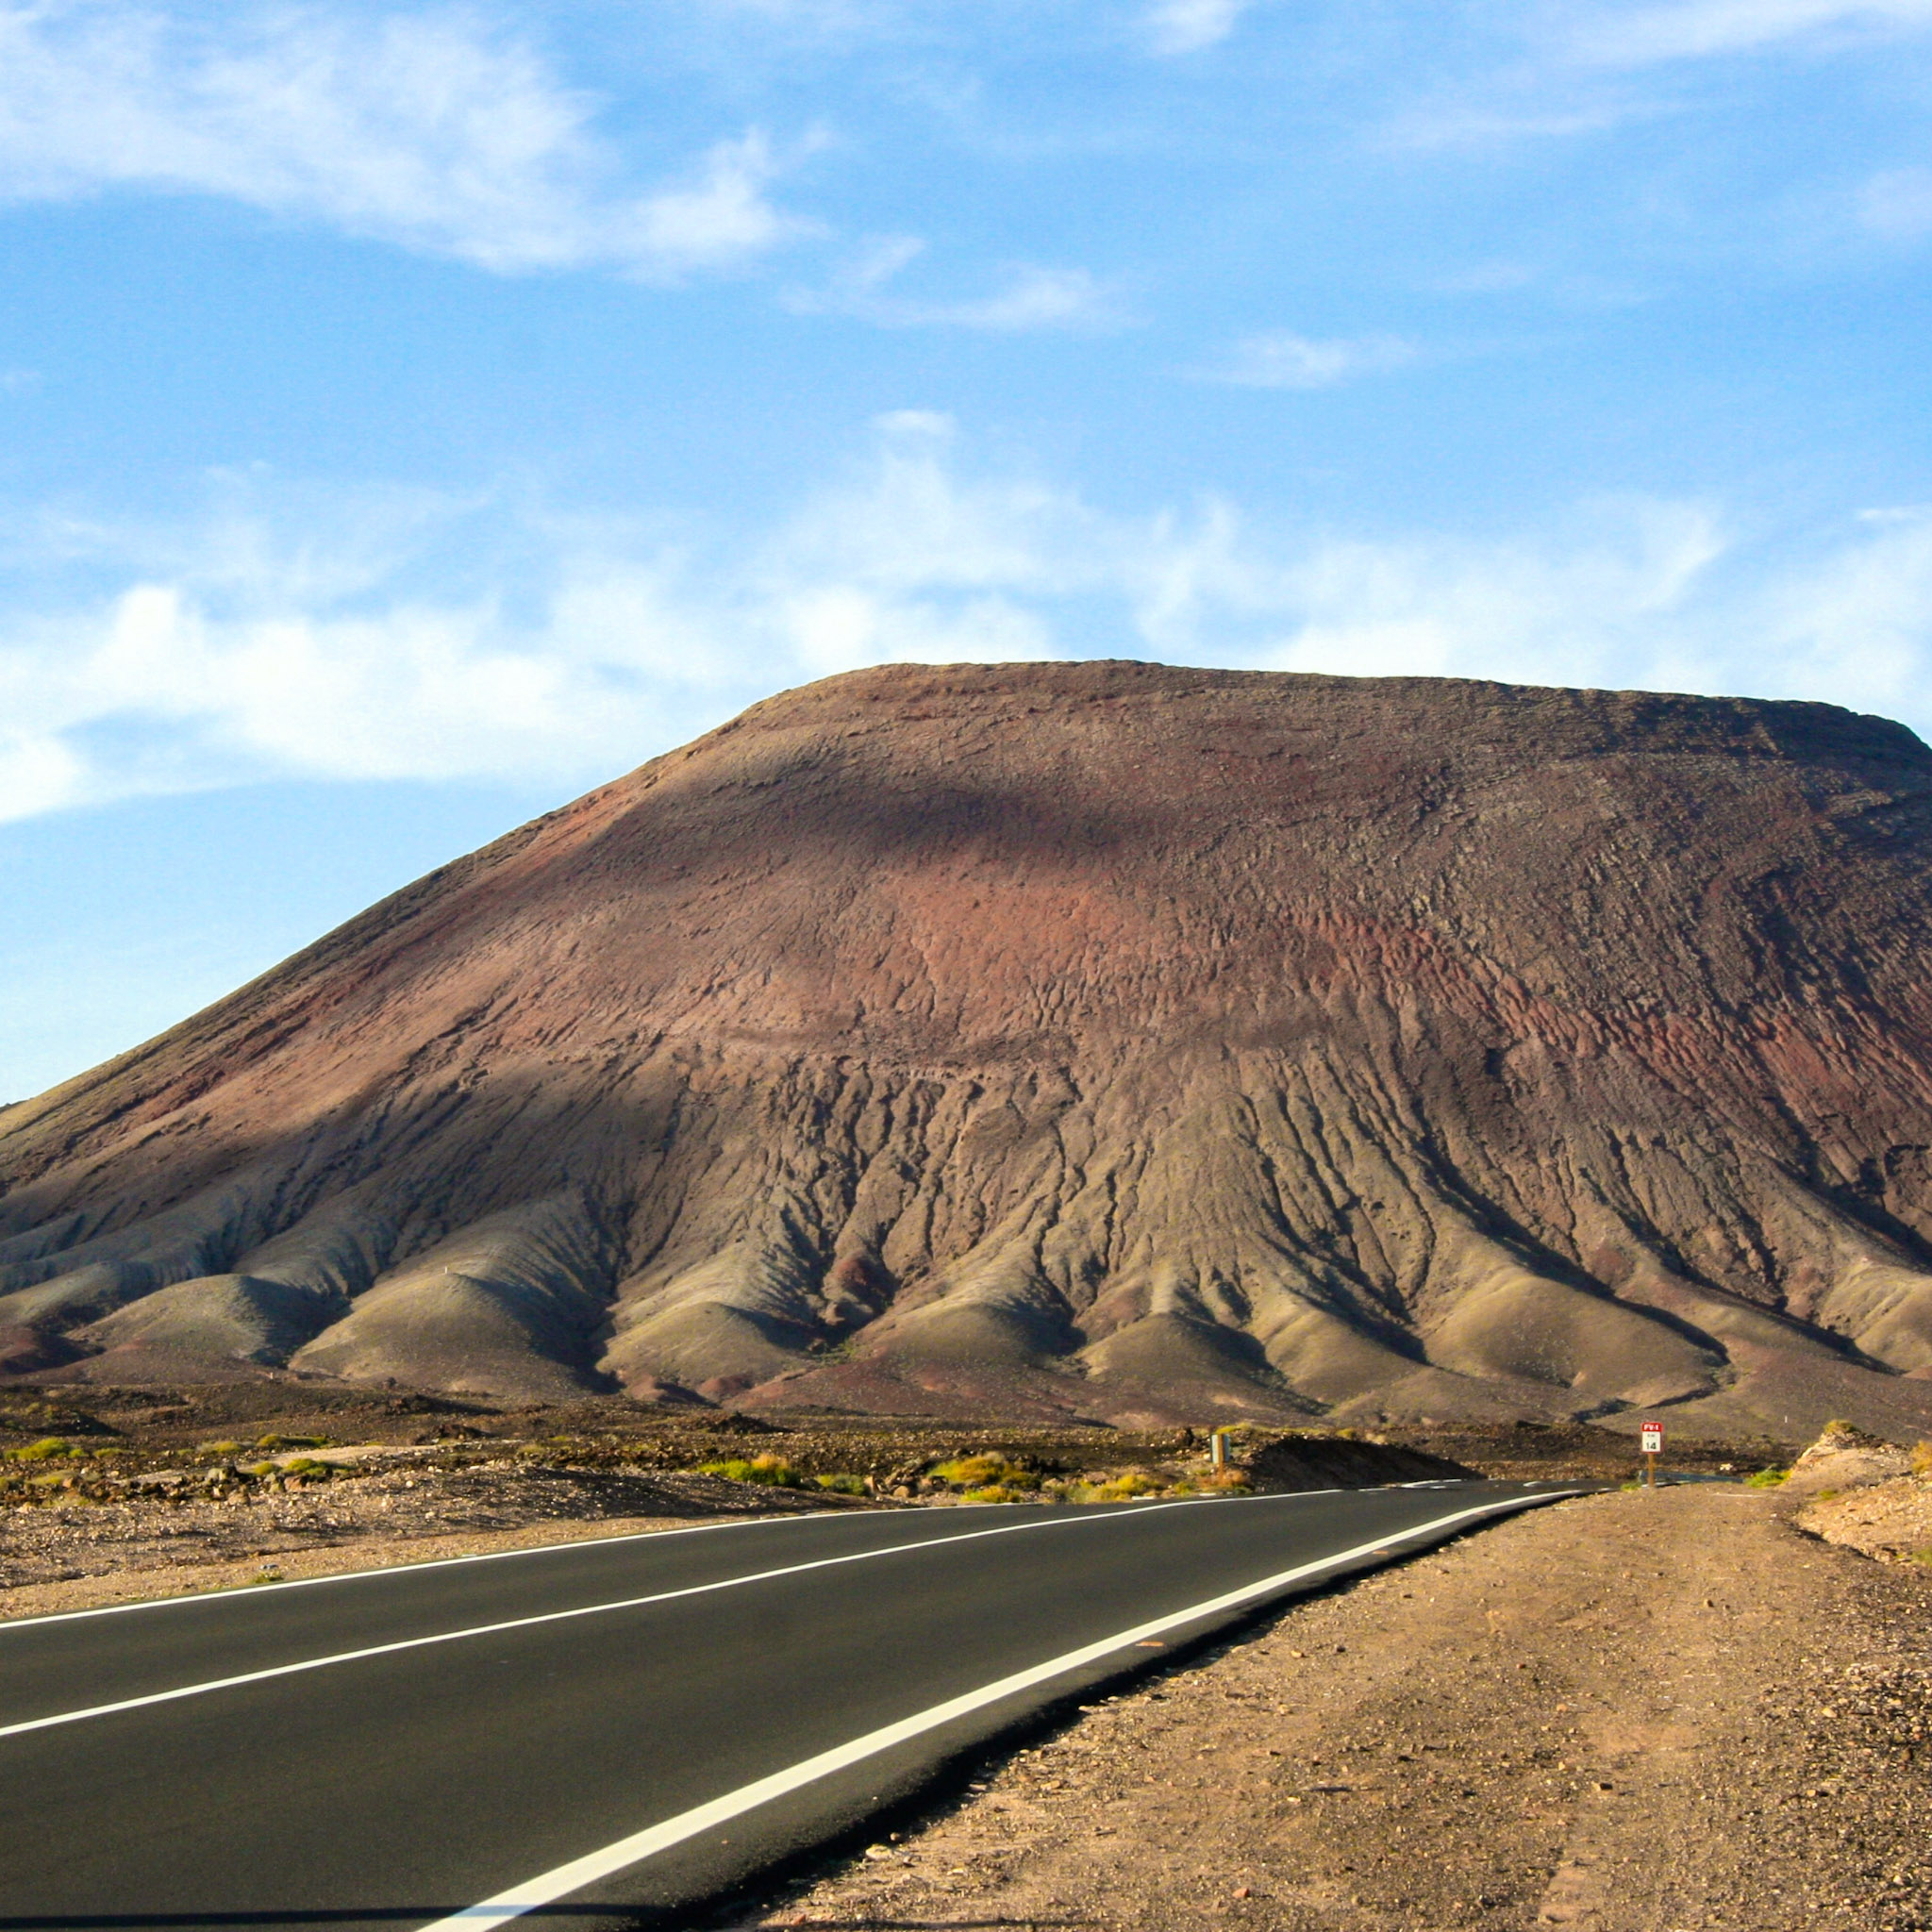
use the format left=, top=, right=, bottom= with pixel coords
left=1242, top=1435, right=1475, bottom=1491
left=4, top=661, right=1932, bottom=1438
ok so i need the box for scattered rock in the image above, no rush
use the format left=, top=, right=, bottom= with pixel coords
left=1785, top=1418, right=1914, bottom=1494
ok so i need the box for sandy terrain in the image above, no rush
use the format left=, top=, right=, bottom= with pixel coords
left=0, top=1459, right=847, bottom=1621
left=733, top=1487, right=1931, bottom=1932
left=1802, top=1470, right=1932, bottom=1567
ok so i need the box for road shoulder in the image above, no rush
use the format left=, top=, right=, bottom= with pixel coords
left=736, top=1489, right=1932, bottom=1932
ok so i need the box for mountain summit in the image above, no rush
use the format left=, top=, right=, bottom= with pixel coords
left=6, top=661, right=1932, bottom=1439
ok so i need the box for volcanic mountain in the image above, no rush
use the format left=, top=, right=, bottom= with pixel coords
left=5, top=661, right=1932, bottom=1440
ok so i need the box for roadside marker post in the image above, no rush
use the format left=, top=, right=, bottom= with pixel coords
left=1640, top=1420, right=1664, bottom=1488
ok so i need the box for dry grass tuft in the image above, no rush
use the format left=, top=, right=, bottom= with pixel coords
left=697, top=1453, right=806, bottom=1488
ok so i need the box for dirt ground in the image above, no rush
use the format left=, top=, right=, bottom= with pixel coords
left=0, top=1459, right=852, bottom=1619
left=729, top=1488, right=1932, bottom=1932
left=1803, top=1476, right=1932, bottom=1566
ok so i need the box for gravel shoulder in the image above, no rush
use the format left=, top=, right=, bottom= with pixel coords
left=0, top=1460, right=853, bottom=1621
left=736, top=1487, right=1931, bottom=1932
left=1800, top=1472, right=1932, bottom=1567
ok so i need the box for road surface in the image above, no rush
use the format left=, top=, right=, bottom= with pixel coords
left=0, top=1480, right=1584, bottom=1929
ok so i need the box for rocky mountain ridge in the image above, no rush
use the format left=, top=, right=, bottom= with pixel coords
left=4, top=660, right=1932, bottom=1439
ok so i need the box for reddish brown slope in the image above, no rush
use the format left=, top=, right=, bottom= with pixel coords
left=4, top=661, right=1932, bottom=1437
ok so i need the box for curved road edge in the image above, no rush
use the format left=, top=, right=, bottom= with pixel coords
left=427, top=1482, right=1594, bottom=1930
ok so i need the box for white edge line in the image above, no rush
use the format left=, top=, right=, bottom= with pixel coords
left=422, top=1488, right=1585, bottom=1927
left=0, top=1477, right=1495, bottom=1634
left=0, top=1488, right=1432, bottom=1738
left=0, top=1509, right=817, bottom=1634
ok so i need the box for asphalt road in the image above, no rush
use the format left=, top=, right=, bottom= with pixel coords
left=0, top=1480, right=1585, bottom=1930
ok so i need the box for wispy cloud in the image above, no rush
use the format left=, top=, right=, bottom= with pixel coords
left=1143, top=0, right=1251, bottom=57
left=1390, top=98, right=1646, bottom=150
left=0, top=4, right=812, bottom=277
left=1567, top=0, right=1932, bottom=67
left=1393, top=0, right=1932, bottom=151
left=785, top=236, right=1124, bottom=329
left=1860, top=164, right=1932, bottom=240
left=1196, top=331, right=1419, bottom=389
left=4, top=427, right=1931, bottom=824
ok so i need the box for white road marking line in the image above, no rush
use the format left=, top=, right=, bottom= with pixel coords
left=0, top=1475, right=1491, bottom=1630
left=0, top=1491, right=1360, bottom=1738
left=0, top=1478, right=1483, bottom=1634
left=422, top=1489, right=1584, bottom=1927
left=0, top=1509, right=824, bottom=1633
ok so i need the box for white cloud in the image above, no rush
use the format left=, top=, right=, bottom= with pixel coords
left=1860, top=164, right=1932, bottom=240
left=1389, top=98, right=1646, bottom=149
left=779, top=584, right=1055, bottom=673
left=1143, top=0, right=1250, bottom=57
left=0, top=731, right=86, bottom=820
left=1253, top=501, right=1729, bottom=684
left=1393, top=0, right=1932, bottom=151
left=1743, top=506, right=1932, bottom=712
left=4, top=435, right=1932, bottom=825
left=626, top=132, right=814, bottom=275
left=786, top=237, right=1124, bottom=330
left=1198, top=331, right=1419, bottom=389
left=770, top=410, right=1105, bottom=596
left=1433, top=262, right=1537, bottom=294
left=1567, top=0, right=1932, bottom=67
left=0, top=4, right=809, bottom=276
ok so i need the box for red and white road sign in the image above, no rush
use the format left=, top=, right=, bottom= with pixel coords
left=1640, top=1422, right=1664, bottom=1455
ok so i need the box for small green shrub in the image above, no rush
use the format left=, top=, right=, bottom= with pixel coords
left=962, top=1484, right=1022, bottom=1504
left=8, top=1438, right=75, bottom=1461
left=1744, top=1467, right=1790, bottom=1488
left=932, top=1456, right=1037, bottom=1491
left=698, top=1454, right=804, bottom=1488
left=257, top=1433, right=328, bottom=1450
left=1092, top=1473, right=1166, bottom=1501
left=1035, top=1473, right=1175, bottom=1505
left=814, top=1473, right=866, bottom=1495
left=1910, top=1441, right=1932, bottom=1478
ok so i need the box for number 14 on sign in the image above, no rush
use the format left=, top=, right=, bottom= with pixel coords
left=1640, top=1420, right=1664, bottom=1486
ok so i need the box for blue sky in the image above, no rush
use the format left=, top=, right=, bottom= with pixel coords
left=4, top=0, right=1932, bottom=1097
